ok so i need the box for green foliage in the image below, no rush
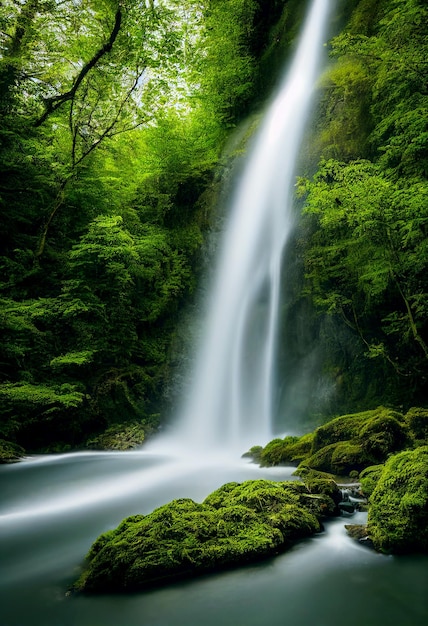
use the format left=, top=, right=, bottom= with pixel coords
left=295, top=0, right=428, bottom=413
left=0, top=382, right=83, bottom=407
left=368, top=446, right=428, bottom=553
left=198, top=0, right=258, bottom=126
left=301, top=159, right=428, bottom=376
left=0, top=381, right=85, bottom=443
left=50, top=351, right=96, bottom=369
left=75, top=479, right=334, bottom=592
left=0, top=0, right=279, bottom=452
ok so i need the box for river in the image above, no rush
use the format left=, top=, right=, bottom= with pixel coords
left=0, top=450, right=427, bottom=626
left=2, top=1, right=427, bottom=623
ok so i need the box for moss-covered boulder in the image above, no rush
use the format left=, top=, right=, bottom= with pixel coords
left=300, top=440, right=369, bottom=475
left=75, top=479, right=336, bottom=593
left=0, top=438, right=25, bottom=463
left=359, top=413, right=409, bottom=460
left=359, top=464, right=384, bottom=497
left=367, top=447, right=428, bottom=553
left=311, top=407, right=407, bottom=453
left=405, top=407, right=428, bottom=442
left=259, top=407, right=410, bottom=476
left=259, top=433, right=314, bottom=467
left=85, top=420, right=148, bottom=451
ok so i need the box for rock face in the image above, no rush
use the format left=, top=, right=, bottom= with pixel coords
left=368, top=446, right=428, bottom=554
left=75, top=479, right=338, bottom=593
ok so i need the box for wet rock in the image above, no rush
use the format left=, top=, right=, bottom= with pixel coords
left=345, top=524, right=374, bottom=549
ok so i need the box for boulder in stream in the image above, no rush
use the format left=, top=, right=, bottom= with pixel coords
left=74, top=479, right=338, bottom=592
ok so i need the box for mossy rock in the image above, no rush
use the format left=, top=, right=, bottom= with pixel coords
left=345, top=524, right=369, bottom=541
left=0, top=438, right=25, bottom=463
left=290, top=407, right=408, bottom=476
left=242, top=445, right=263, bottom=462
left=405, top=407, right=428, bottom=442
left=359, top=414, right=409, bottom=461
left=258, top=407, right=409, bottom=477
left=359, top=464, right=384, bottom=497
left=75, top=479, right=333, bottom=593
left=299, top=440, right=371, bottom=476
left=367, top=446, right=428, bottom=553
left=259, top=433, right=314, bottom=467
left=85, top=420, right=147, bottom=451
left=311, top=407, right=405, bottom=453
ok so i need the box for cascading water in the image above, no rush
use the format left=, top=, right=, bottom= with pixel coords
left=167, top=0, right=333, bottom=455
left=2, top=6, right=427, bottom=625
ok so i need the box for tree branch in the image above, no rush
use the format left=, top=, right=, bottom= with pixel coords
left=346, top=303, right=410, bottom=377
left=35, top=7, right=122, bottom=127
left=72, top=69, right=145, bottom=168
left=35, top=179, right=69, bottom=260
left=391, top=271, right=428, bottom=361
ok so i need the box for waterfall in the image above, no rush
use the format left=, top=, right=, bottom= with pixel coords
left=164, top=0, right=332, bottom=456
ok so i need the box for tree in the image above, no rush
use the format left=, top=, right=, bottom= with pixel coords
left=0, top=0, right=292, bottom=451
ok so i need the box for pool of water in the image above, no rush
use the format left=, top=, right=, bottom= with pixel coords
left=0, top=451, right=427, bottom=626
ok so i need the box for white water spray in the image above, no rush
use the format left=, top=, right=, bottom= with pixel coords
left=166, top=0, right=332, bottom=455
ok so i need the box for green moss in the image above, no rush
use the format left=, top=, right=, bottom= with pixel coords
left=311, top=407, right=405, bottom=453
left=299, top=440, right=370, bottom=475
left=85, top=420, right=148, bottom=451
left=260, top=433, right=314, bottom=467
left=75, top=479, right=333, bottom=593
left=260, top=407, right=409, bottom=476
left=367, top=447, right=428, bottom=553
left=405, top=407, right=428, bottom=442
left=242, top=445, right=263, bottom=462
left=0, top=438, right=25, bottom=463
left=359, top=464, right=384, bottom=497
left=359, top=414, right=409, bottom=461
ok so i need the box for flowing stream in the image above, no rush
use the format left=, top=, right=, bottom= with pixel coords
left=1, top=1, right=427, bottom=624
